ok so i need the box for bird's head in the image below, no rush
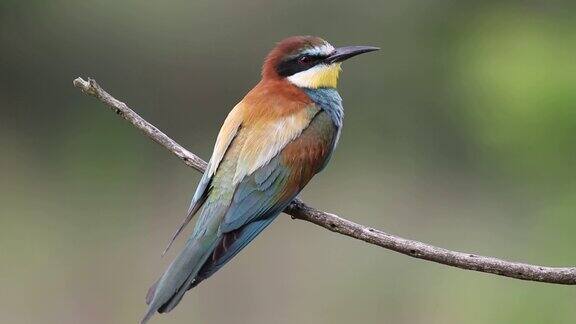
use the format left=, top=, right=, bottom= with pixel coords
left=262, top=36, right=379, bottom=89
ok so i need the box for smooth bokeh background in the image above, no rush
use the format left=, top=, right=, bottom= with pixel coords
left=1, top=1, right=576, bottom=323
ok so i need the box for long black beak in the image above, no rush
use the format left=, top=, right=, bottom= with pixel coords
left=324, top=45, right=380, bottom=64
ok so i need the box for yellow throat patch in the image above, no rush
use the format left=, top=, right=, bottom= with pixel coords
left=287, top=63, right=342, bottom=88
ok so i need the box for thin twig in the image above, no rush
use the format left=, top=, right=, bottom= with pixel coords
left=73, top=76, right=576, bottom=285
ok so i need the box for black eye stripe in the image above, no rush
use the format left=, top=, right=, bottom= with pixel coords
left=300, top=54, right=325, bottom=64
left=298, top=56, right=311, bottom=64
left=276, top=54, right=327, bottom=77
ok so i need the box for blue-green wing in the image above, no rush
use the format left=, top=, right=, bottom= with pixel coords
left=191, top=155, right=293, bottom=284
left=190, top=111, right=338, bottom=286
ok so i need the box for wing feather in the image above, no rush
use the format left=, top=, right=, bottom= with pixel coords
left=162, top=103, right=244, bottom=255
left=163, top=96, right=323, bottom=255
left=221, top=111, right=338, bottom=233
left=232, top=106, right=319, bottom=184
left=190, top=112, right=338, bottom=287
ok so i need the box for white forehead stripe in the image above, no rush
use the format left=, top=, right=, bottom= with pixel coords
left=301, top=43, right=335, bottom=56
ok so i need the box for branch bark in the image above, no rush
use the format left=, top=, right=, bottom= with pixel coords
left=73, top=77, right=576, bottom=285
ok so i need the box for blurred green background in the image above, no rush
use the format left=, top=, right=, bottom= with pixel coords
left=1, top=1, right=576, bottom=323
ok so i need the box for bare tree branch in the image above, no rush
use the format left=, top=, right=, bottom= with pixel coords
left=73, top=76, right=576, bottom=285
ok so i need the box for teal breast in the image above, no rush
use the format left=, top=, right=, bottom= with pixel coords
left=303, top=87, right=343, bottom=161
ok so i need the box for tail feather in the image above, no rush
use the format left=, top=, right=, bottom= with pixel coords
left=141, top=208, right=283, bottom=323
left=145, top=279, right=159, bottom=305
left=140, top=307, right=157, bottom=324
left=157, top=272, right=196, bottom=313
left=141, top=237, right=218, bottom=324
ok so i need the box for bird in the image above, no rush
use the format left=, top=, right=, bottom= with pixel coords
left=141, top=35, right=378, bottom=323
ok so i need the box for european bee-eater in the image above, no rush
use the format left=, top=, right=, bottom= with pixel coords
left=142, top=36, right=378, bottom=323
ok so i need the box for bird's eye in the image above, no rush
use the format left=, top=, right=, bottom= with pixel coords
left=298, top=55, right=312, bottom=65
